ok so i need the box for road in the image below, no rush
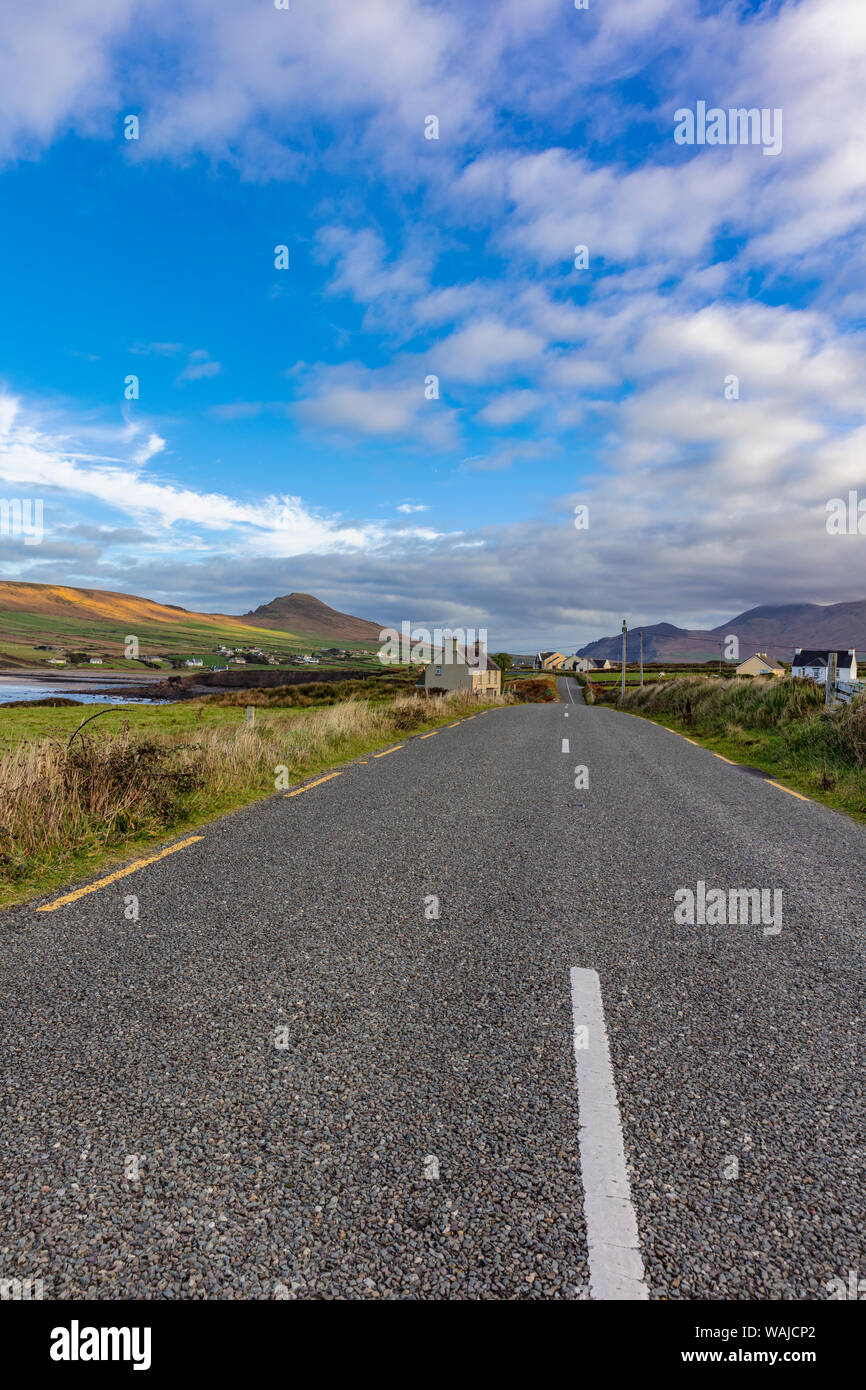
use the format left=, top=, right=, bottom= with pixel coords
left=0, top=682, right=863, bottom=1299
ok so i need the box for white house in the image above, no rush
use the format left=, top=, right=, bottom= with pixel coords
left=562, top=655, right=597, bottom=672
left=791, top=648, right=857, bottom=683
left=184, top=658, right=204, bottom=668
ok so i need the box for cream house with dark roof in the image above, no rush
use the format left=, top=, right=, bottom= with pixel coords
left=534, top=650, right=566, bottom=671
left=735, top=652, right=785, bottom=677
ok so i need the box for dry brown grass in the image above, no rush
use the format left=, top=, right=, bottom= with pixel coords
left=0, top=688, right=509, bottom=891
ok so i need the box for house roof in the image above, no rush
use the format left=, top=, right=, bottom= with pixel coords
left=738, top=653, right=782, bottom=670
left=793, top=649, right=855, bottom=667
left=458, top=643, right=499, bottom=670
left=424, top=643, right=499, bottom=671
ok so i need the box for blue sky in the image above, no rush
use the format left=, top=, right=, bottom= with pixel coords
left=1, top=0, right=865, bottom=649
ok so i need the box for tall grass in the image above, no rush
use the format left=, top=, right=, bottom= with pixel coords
left=201, top=673, right=418, bottom=708
left=620, top=674, right=825, bottom=731
left=0, top=689, right=506, bottom=894
left=618, top=675, right=866, bottom=809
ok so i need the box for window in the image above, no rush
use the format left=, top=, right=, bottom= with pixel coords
left=435, top=665, right=441, bottom=675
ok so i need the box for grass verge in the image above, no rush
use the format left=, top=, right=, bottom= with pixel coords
left=612, top=675, right=866, bottom=823
left=0, top=688, right=520, bottom=912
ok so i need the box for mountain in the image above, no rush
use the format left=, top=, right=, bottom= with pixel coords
left=240, top=593, right=382, bottom=643
left=578, top=602, right=866, bottom=664
left=0, top=581, right=381, bottom=664
left=0, top=581, right=242, bottom=628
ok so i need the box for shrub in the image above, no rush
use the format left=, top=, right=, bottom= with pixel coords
left=511, top=677, right=558, bottom=703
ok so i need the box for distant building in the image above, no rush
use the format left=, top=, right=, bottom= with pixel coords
left=735, top=652, right=785, bottom=678
left=184, top=658, right=204, bottom=668
left=562, top=655, right=597, bottom=673
left=88, top=657, right=103, bottom=664
left=534, top=651, right=566, bottom=671
left=792, top=648, right=857, bottom=683
left=417, top=638, right=502, bottom=698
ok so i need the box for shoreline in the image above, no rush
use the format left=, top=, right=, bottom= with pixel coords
left=0, top=664, right=390, bottom=704
left=0, top=667, right=168, bottom=689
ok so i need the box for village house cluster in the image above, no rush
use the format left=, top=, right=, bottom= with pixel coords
left=32, top=640, right=366, bottom=671
left=525, top=646, right=861, bottom=693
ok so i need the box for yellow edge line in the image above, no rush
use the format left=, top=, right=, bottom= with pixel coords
left=35, top=836, right=205, bottom=913
left=766, top=779, right=812, bottom=802
left=373, top=745, right=403, bottom=757
left=640, top=716, right=817, bottom=805
left=286, top=771, right=344, bottom=797
left=447, top=722, right=461, bottom=728
left=420, top=731, right=438, bottom=739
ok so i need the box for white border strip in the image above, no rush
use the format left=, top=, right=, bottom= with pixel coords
left=570, top=967, right=649, bottom=1300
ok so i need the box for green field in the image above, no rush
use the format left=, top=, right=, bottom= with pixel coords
left=0, top=671, right=420, bottom=752
left=0, top=605, right=382, bottom=670
left=0, top=699, right=299, bottom=754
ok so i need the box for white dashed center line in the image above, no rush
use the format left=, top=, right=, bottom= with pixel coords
left=569, top=967, right=649, bottom=1301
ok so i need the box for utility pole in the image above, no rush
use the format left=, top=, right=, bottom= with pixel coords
left=826, top=651, right=837, bottom=710
left=621, top=619, right=627, bottom=701
left=639, top=629, right=644, bottom=688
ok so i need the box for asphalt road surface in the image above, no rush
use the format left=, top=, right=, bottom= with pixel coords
left=0, top=682, right=863, bottom=1299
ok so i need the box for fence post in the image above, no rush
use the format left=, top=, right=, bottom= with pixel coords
left=825, top=652, right=837, bottom=710
left=246, top=706, right=255, bottom=727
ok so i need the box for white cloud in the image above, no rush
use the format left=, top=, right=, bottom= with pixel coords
left=433, top=319, right=546, bottom=385
left=477, top=390, right=542, bottom=426
left=176, top=349, right=222, bottom=383
left=0, top=393, right=447, bottom=558
left=0, top=0, right=133, bottom=163
left=131, top=432, right=166, bottom=465
left=5, top=0, right=866, bottom=649
left=461, top=439, right=554, bottom=472
left=291, top=362, right=459, bottom=446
